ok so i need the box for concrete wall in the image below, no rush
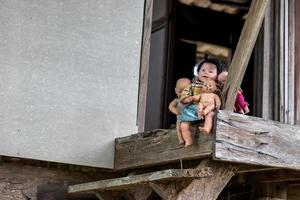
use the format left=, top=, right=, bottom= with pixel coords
left=0, top=0, right=144, bottom=168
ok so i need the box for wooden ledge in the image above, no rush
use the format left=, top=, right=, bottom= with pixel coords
left=114, top=126, right=213, bottom=170
left=68, top=167, right=212, bottom=193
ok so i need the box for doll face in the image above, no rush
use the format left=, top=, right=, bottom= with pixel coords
left=198, top=62, right=218, bottom=81
left=175, top=78, right=191, bottom=97
left=203, top=80, right=216, bottom=93
left=218, top=71, right=228, bottom=85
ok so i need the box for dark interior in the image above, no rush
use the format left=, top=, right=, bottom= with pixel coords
left=164, top=1, right=253, bottom=128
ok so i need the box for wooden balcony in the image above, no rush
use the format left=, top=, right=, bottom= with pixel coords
left=68, top=110, right=300, bottom=200
left=115, top=110, right=300, bottom=171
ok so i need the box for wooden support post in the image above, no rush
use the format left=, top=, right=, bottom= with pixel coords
left=221, top=0, right=269, bottom=110
left=149, top=159, right=237, bottom=200
left=137, top=0, right=153, bottom=132
left=129, top=186, right=153, bottom=200
left=176, top=160, right=237, bottom=200
left=149, top=183, right=178, bottom=200
left=95, top=192, right=115, bottom=200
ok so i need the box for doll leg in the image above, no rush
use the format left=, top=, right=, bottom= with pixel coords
left=201, top=104, right=215, bottom=116
left=176, top=122, right=184, bottom=144
left=197, top=103, right=204, bottom=119
left=244, top=105, right=250, bottom=114
left=199, top=111, right=214, bottom=135
left=181, top=121, right=193, bottom=147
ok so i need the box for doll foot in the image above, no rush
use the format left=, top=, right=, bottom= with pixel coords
left=179, top=139, right=185, bottom=145
left=199, top=127, right=210, bottom=135
left=184, top=142, right=193, bottom=147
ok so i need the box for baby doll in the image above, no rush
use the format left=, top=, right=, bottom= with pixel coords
left=179, top=55, right=223, bottom=147
left=191, top=79, right=221, bottom=134
left=218, top=71, right=250, bottom=114
left=168, top=78, right=191, bottom=144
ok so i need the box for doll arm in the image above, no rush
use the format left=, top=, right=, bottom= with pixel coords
left=214, top=94, right=221, bottom=109
left=168, top=99, right=180, bottom=115
left=192, top=94, right=202, bottom=102
left=180, top=84, right=192, bottom=102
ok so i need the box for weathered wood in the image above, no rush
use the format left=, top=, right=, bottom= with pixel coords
left=129, top=186, right=153, bottom=200
left=68, top=168, right=212, bottom=193
left=176, top=159, right=237, bottom=200
left=214, top=110, right=300, bottom=170
left=236, top=165, right=279, bottom=173
left=221, top=0, right=269, bottom=110
left=137, top=0, right=153, bottom=132
left=95, top=192, right=115, bottom=200
left=115, top=127, right=213, bottom=170
left=149, top=183, right=178, bottom=200
left=295, top=0, right=300, bottom=125
left=248, top=170, right=300, bottom=183
left=149, top=160, right=215, bottom=200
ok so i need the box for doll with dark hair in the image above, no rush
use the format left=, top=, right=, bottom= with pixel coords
left=179, top=55, right=224, bottom=147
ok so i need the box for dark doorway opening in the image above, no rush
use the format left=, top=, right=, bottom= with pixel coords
left=163, top=1, right=253, bottom=128
left=144, top=0, right=254, bottom=130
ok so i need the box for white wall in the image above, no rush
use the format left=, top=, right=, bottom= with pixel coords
left=0, top=0, right=144, bottom=168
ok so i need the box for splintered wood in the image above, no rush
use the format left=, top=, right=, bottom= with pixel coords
left=214, top=110, right=300, bottom=170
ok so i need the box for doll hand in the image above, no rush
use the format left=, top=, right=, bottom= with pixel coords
left=183, top=96, right=193, bottom=103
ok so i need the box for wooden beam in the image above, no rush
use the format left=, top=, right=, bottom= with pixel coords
left=115, top=128, right=213, bottom=170
left=248, top=170, right=300, bottom=183
left=221, top=0, right=269, bottom=110
left=214, top=110, right=300, bottom=170
left=176, top=159, right=237, bottom=200
left=137, top=0, right=153, bottom=132
left=68, top=168, right=212, bottom=193
left=295, top=0, right=300, bottom=125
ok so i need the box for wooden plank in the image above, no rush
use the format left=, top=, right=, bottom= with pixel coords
left=221, top=0, right=269, bottom=111
left=114, top=128, right=213, bottom=170
left=214, top=110, right=300, bottom=170
left=295, top=0, right=300, bottom=125
left=68, top=168, right=212, bottom=193
left=137, top=0, right=153, bottom=132
left=176, top=159, right=237, bottom=200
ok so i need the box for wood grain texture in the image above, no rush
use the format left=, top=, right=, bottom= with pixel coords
left=221, top=0, right=269, bottom=111
left=115, top=127, right=213, bottom=170
left=295, top=0, right=300, bottom=125
left=176, top=159, right=237, bottom=200
left=214, top=110, right=300, bottom=170
left=137, top=0, right=153, bottom=132
left=68, top=168, right=212, bottom=193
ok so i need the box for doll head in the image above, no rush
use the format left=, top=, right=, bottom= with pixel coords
left=218, top=71, right=228, bottom=85
left=175, top=78, right=191, bottom=98
left=195, top=55, right=224, bottom=82
left=203, top=79, right=217, bottom=93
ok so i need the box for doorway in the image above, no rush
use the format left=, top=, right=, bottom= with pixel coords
left=144, top=0, right=253, bottom=130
